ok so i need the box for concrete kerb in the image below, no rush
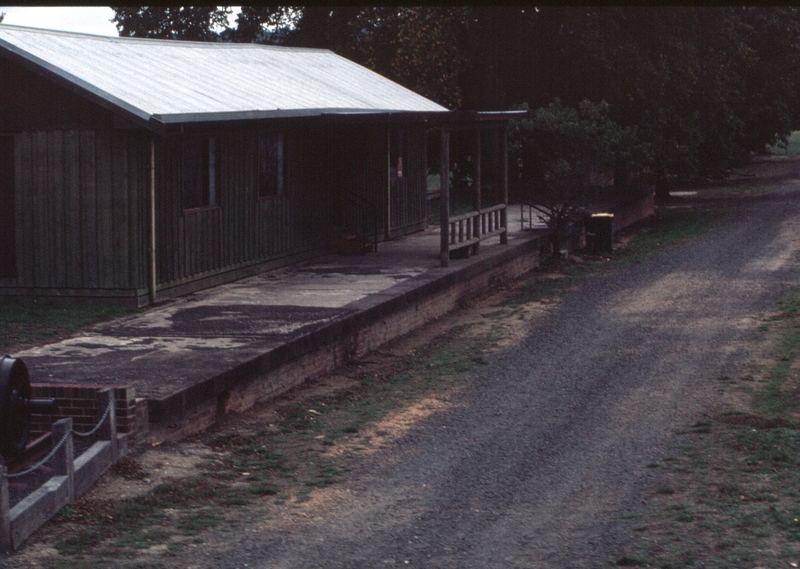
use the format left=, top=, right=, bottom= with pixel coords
left=144, top=231, right=549, bottom=443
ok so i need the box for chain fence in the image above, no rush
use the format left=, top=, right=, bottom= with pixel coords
left=6, top=399, right=112, bottom=479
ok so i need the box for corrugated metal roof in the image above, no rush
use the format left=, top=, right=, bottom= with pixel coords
left=0, top=25, right=449, bottom=125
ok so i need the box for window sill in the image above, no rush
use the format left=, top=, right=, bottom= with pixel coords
left=182, top=204, right=221, bottom=215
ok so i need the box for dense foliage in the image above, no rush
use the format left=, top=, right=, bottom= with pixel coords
left=509, top=100, right=650, bottom=256
left=112, top=7, right=231, bottom=41
left=111, top=6, right=800, bottom=188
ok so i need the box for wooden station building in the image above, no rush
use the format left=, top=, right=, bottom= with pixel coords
left=0, top=25, right=514, bottom=307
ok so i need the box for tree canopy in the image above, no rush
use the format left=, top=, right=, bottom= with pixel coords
left=112, top=7, right=231, bottom=41
left=509, top=99, right=650, bottom=256
left=110, top=6, right=800, bottom=186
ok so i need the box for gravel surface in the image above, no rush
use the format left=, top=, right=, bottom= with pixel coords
left=10, top=179, right=800, bottom=569
left=170, top=184, right=800, bottom=568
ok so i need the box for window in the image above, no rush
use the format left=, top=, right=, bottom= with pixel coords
left=258, top=132, right=284, bottom=198
left=183, top=136, right=216, bottom=210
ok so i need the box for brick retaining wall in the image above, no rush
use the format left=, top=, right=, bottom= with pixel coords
left=144, top=233, right=550, bottom=443
left=25, top=193, right=652, bottom=449
left=29, top=385, right=147, bottom=445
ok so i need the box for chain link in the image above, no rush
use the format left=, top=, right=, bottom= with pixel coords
left=71, top=401, right=111, bottom=439
left=7, top=429, right=70, bottom=479
left=4, top=399, right=113, bottom=479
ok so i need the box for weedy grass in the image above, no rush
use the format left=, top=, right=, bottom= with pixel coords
left=41, top=323, right=495, bottom=566
left=754, top=326, right=800, bottom=417
left=778, top=286, right=800, bottom=315
left=0, top=301, right=137, bottom=352
left=29, top=200, right=729, bottom=568
left=175, top=508, right=223, bottom=536
left=614, top=284, right=800, bottom=568
left=507, top=205, right=728, bottom=306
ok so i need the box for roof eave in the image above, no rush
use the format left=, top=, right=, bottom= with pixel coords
left=153, top=108, right=450, bottom=125
left=0, top=37, right=160, bottom=134
left=155, top=109, right=523, bottom=129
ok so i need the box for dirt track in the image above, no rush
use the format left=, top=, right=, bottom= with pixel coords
left=9, top=161, right=800, bottom=569
left=138, top=175, right=800, bottom=566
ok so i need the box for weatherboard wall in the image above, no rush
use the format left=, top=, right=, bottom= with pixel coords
left=389, top=126, right=428, bottom=237
left=12, top=129, right=149, bottom=296
left=0, top=56, right=150, bottom=303
left=153, top=123, right=330, bottom=295
left=329, top=123, right=428, bottom=240
left=0, top=56, right=432, bottom=305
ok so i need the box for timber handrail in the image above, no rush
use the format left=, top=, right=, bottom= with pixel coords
left=447, top=203, right=507, bottom=252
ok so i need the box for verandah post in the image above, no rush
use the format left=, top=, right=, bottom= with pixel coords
left=473, top=127, right=482, bottom=255
left=500, top=123, right=509, bottom=245
left=440, top=127, right=450, bottom=267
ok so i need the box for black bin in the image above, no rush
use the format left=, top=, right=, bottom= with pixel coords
left=586, top=213, right=614, bottom=254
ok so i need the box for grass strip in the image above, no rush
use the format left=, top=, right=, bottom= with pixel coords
left=0, top=301, right=136, bottom=352
left=507, top=204, right=728, bottom=306
left=27, top=203, right=728, bottom=568
left=40, top=326, right=495, bottom=566
left=614, top=285, right=800, bottom=568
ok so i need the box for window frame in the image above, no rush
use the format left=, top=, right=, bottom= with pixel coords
left=182, top=135, right=219, bottom=213
left=257, top=130, right=285, bottom=200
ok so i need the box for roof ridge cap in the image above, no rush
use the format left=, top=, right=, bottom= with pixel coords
left=0, top=23, right=334, bottom=53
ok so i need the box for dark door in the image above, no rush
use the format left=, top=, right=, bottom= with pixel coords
left=0, top=136, right=16, bottom=279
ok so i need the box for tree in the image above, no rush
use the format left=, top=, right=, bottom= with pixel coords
left=539, top=7, right=746, bottom=186
left=347, top=7, right=466, bottom=109
left=286, top=6, right=360, bottom=53
left=510, top=100, right=649, bottom=258
left=225, top=6, right=298, bottom=44
left=736, top=7, right=800, bottom=153
left=112, top=7, right=231, bottom=41
left=480, top=7, right=800, bottom=190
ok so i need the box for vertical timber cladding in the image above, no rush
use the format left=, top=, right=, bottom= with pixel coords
left=257, top=125, right=324, bottom=260
left=389, top=124, right=427, bottom=237
left=331, top=124, right=388, bottom=238
left=13, top=129, right=148, bottom=294
left=156, top=123, right=330, bottom=289
left=287, top=121, right=333, bottom=252
left=0, top=136, right=15, bottom=279
left=156, top=134, right=222, bottom=285
left=329, top=122, right=427, bottom=242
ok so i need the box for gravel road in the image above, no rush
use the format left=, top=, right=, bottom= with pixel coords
left=192, top=186, right=800, bottom=568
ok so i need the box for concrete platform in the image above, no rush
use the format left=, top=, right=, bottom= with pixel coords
left=17, top=211, right=549, bottom=441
